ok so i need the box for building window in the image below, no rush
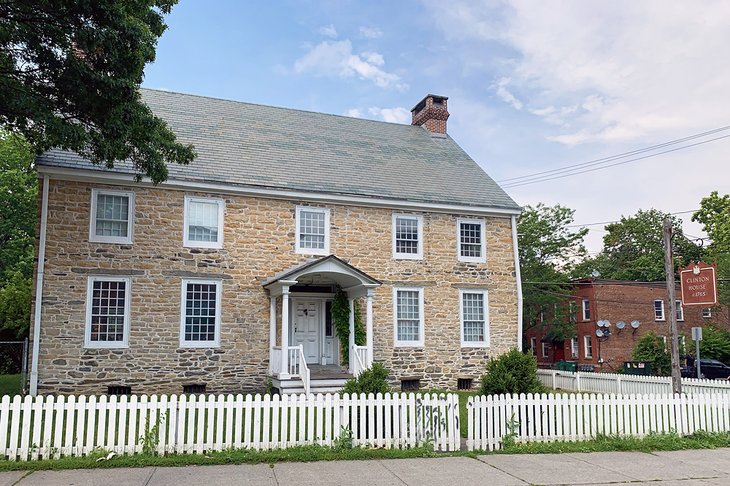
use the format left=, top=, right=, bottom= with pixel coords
left=89, top=189, right=134, bottom=244
left=184, top=197, right=224, bottom=249
left=393, top=214, right=423, bottom=259
left=541, top=342, right=550, bottom=358
left=675, top=300, right=684, bottom=321
left=393, top=287, right=424, bottom=346
left=703, top=308, right=712, bottom=318
left=654, top=300, right=665, bottom=321
left=457, top=218, right=485, bottom=263
left=569, top=301, right=577, bottom=323
left=180, top=279, right=221, bottom=347
left=530, top=337, right=537, bottom=356
left=460, top=290, right=489, bottom=346
left=571, top=337, right=579, bottom=358
left=295, top=206, right=330, bottom=255
left=582, top=299, right=591, bottom=321
left=583, top=335, right=593, bottom=359
left=85, top=276, right=131, bottom=348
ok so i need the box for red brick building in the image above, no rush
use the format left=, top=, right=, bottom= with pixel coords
left=524, top=279, right=729, bottom=371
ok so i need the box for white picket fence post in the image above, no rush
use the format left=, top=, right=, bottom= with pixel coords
left=0, top=391, right=461, bottom=460
left=468, top=392, right=730, bottom=451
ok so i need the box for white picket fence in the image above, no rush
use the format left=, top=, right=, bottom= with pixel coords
left=537, top=370, right=730, bottom=395
left=0, top=392, right=460, bottom=461
left=467, top=392, right=730, bottom=451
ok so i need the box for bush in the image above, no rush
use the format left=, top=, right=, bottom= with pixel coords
left=480, top=348, right=544, bottom=395
left=697, top=326, right=730, bottom=364
left=341, top=362, right=390, bottom=395
left=632, top=331, right=671, bottom=375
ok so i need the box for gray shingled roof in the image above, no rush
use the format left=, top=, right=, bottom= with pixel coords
left=36, top=89, right=520, bottom=211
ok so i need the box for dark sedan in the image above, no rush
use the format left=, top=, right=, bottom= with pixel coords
left=682, top=359, right=730, bottom=380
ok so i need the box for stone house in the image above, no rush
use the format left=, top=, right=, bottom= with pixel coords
left=30, top=90, right=522, bottom=396
left=524, top=279, right=729, bottom=371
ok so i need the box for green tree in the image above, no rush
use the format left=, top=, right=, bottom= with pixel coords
left=694, top=326, right=730, bottom=364
left=0, top=132, right=35, bottom=339
left=0, top=0, right=195, bottom=183
left=632, top=331, right=671, bottom=376
left=692, top=191, right=730, bottom=305
left=518, top=204, right=588, bottom=342
left=575, top=209, right=704, bottom=281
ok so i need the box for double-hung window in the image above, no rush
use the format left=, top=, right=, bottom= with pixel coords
left=85, top=276, right=131, bottom=348
left=180, top=279, right=222, bottom=347
left=295, top=206, right=330, bottom=255
left=530, top=337, right=537, bottom=356
left=541, top=342, right=550, bottom=358
left=184, top=197, right=224, bottom=249
left=460, top=289, right=489, bottom=346
left=457, top=219, right=486, bottom=263
left=571, top=337, right=579, bottom=358
left=393, top=214, right=423, bottom=259
left=703, top=308, right=712, bottom=318
left=654, top=300, right=665, bottom=321
left=582, top=299, right=591, bottom=321
left=393, top=287, right=424, bottom=346
left=583, top=335, right=593, bottom=358
left=90, top=189, right=134, bottom=244
left=675, top=300, right=684, bottom=321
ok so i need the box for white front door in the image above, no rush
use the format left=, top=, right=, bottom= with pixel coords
left=292, top=300, right=320, bottom=363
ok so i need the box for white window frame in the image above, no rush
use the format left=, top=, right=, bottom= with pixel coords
left=571, top=337, right=579, bottom=358
left=89, top=188, right=135, bottom=244
left=295, top=206, right=330, bottom=256
left=583, top=335, right=593, bottom=359
left=459, top=289, right=489, bottom=347
left=541, top=341, right=550, bottom=358
left=703, top=308, right=712, bottom=318
left=183, top=196, right=225, bottom=249
left=582, top=299, right=591, bottom=321
left=654, top=300, right=665, bottom=321
left=530, top=337, right=537, bottom=356
left=84, top=276, right=131, bottom=349
left=393, top=287, right=425, bottom=347
left=180, top=279, right=222, bottom=348
left=675, top=300, right=684, bottom=322
left=456, top=218, right=486, bottom=263
left=392, top=213, right=423, bottom=260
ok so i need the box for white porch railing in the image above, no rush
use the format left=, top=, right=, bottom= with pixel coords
left=293, top=345, right=310, bottom=395
left=353, top=345, right=368, bottom=376
left=270, top=346, right=282, bottom=374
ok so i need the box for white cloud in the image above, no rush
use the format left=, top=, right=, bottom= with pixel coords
left=368, top=107, right=410, bottom=124
left=318, top=24, right=337, bottom=38
left=293, top=40, right=408, bottom=90
left=492, top=77, right=523, bottom=110
left=345, top=108, right=362, bottom=118
left=359, top=26, right=383, bottom=39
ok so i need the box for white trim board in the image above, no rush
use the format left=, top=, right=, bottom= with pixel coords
left=38, top=165, right=522, bottom=217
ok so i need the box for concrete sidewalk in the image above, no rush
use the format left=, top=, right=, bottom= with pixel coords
left=2, top=448, right=729, bottom=486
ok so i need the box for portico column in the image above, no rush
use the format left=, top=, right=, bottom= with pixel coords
left=348, top=298, right=355, bottom=374
left=269, top=296, right=276, bottom=373
left=366, top=289, right=374, bottom=367
left=280, top=285, right=291, bottom=378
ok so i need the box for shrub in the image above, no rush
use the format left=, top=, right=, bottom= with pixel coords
left=480, top=348, right=544, bottom=395
left=341, top=362, right=390, bottom=395
left=632, top=331, right=671, bottom=375
left=697, top=326, right=730, bottom=364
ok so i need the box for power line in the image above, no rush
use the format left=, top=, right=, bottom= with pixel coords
left=501, top=133, right=730, bottom=189
left=566, top=209, right=700, bottom=228
left=498, top=125, right=730, bottom=184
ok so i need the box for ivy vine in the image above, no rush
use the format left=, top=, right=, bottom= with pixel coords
left=332, top=287, right=366, bottom=366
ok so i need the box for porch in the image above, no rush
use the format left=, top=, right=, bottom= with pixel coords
left=263, top=255, right=381, bottom=394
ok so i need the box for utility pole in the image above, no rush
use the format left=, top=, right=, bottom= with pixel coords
left=663, top=218, right=682, bottom=394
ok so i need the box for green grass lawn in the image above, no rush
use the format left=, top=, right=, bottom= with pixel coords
left=0, top=374, right=22, bottom=397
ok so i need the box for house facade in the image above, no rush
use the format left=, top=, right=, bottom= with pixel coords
left=30, top=90, right=522, bottom=396
left=525, top=279, right=729, bottom=371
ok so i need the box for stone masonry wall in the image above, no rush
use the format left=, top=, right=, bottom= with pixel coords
left=34, top=178, right=519, bottom=394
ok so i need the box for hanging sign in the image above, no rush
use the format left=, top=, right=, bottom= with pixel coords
left=680, top=262, right=717, bottom=306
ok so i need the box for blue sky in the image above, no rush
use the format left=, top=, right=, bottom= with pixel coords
left=144, top=0, right=730, bottom=252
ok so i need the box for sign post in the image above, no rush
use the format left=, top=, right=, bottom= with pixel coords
left=692, top=327, right=703, bottom=379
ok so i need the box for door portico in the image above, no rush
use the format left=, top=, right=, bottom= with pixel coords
left=264, top=255, right=381, bottom=382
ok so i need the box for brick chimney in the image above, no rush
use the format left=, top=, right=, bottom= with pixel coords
left=411, top=94, right=449, bottom=134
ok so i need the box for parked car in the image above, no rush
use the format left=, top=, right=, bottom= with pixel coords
left=682, top=359, right=730, bottom=380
